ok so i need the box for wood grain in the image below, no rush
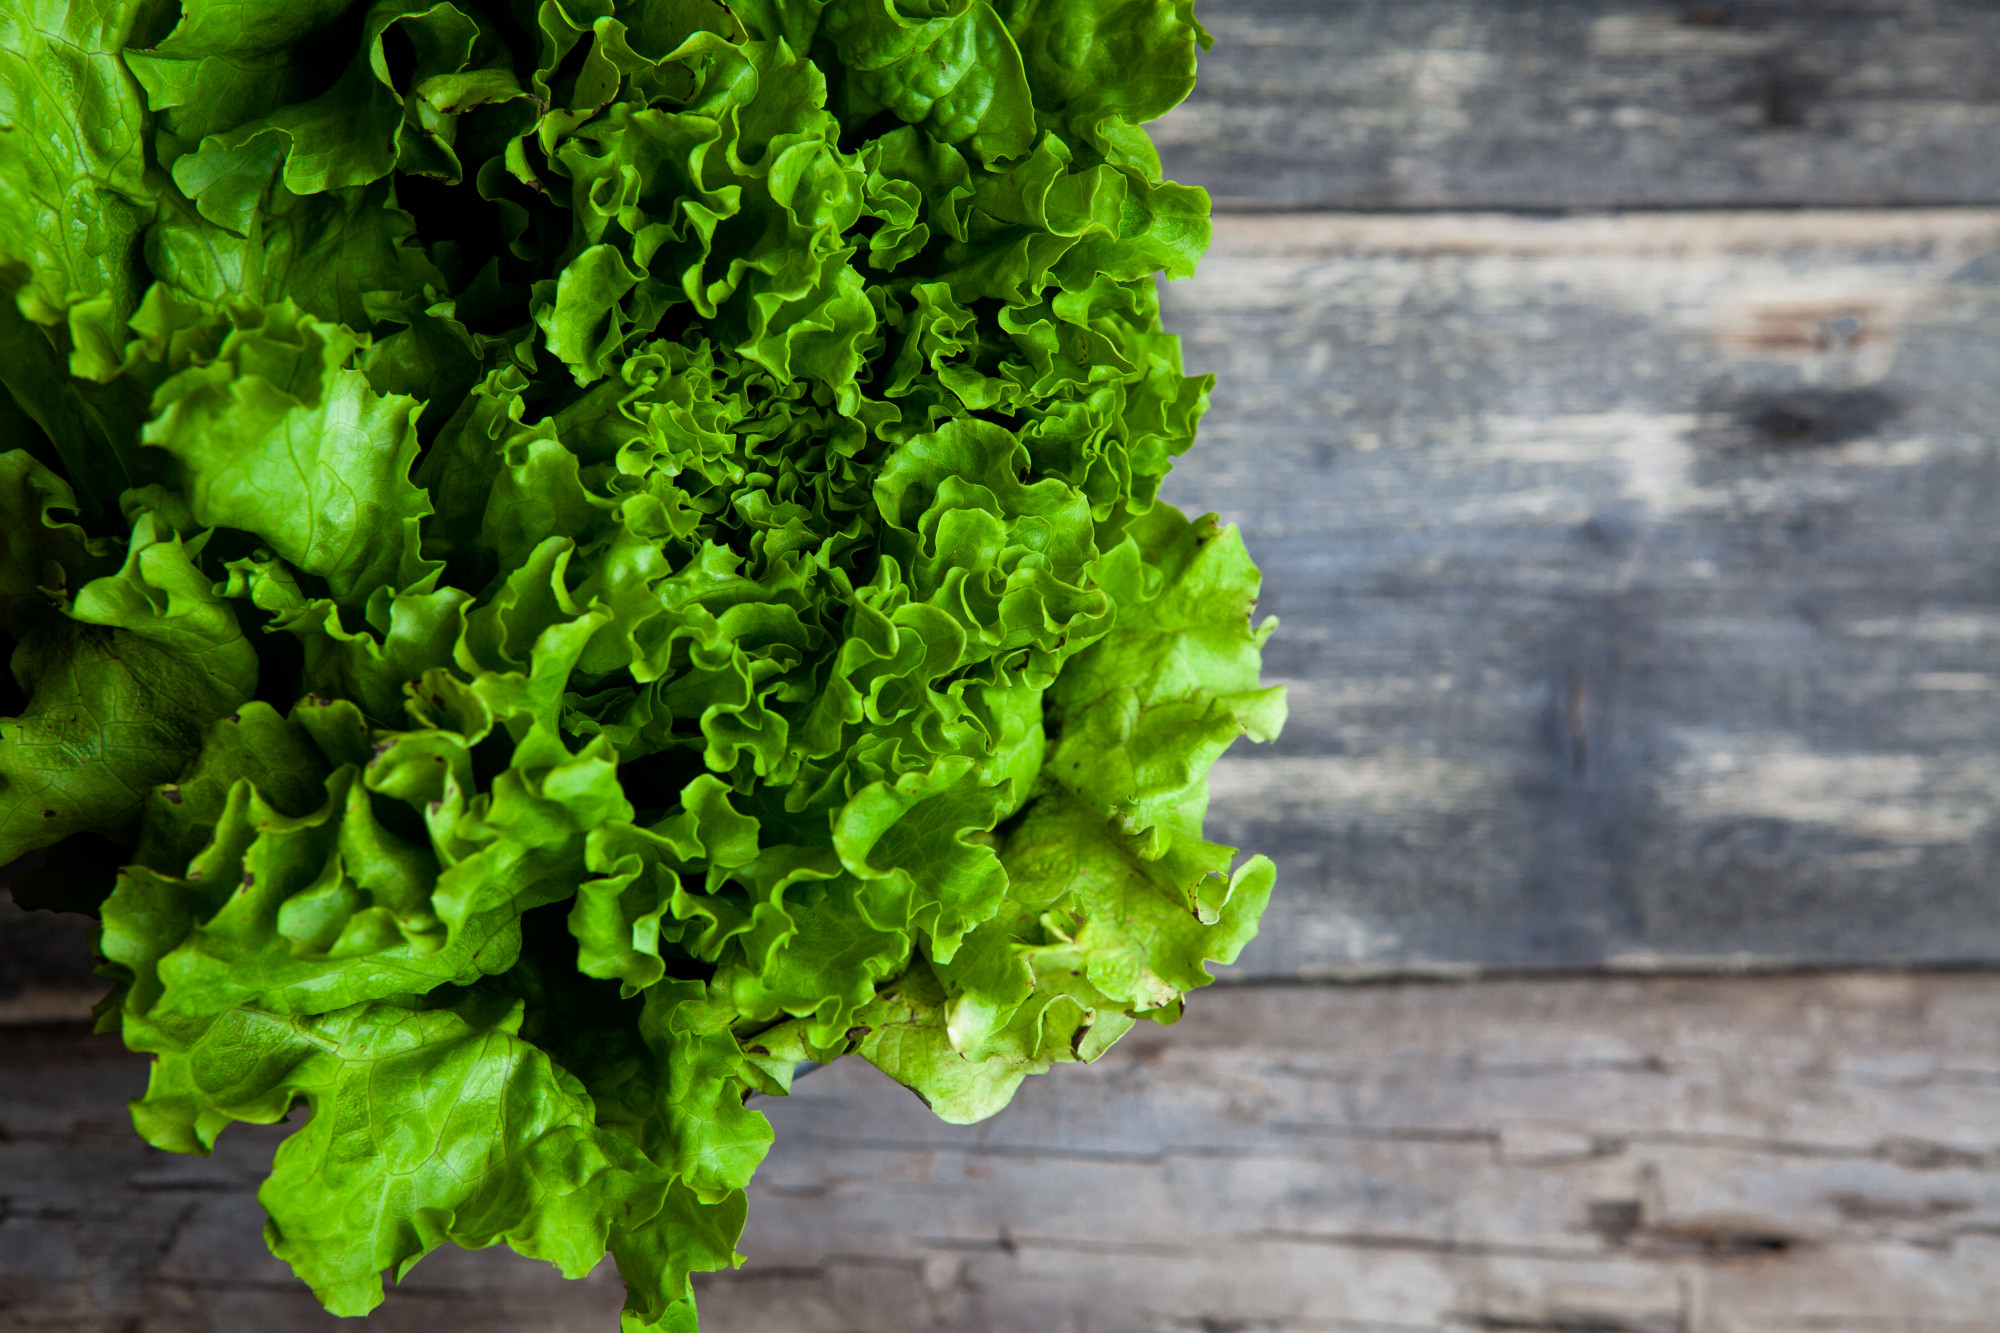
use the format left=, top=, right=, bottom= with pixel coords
left=13, top=974, right=2000, bottom=1331
left=1158, top=208, right=2000, bottom=975
left=1158, top=0, right=2000, bottom=212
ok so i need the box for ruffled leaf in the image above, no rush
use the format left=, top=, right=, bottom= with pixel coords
left=0, top=511, right=256, bottom=865
left=123, top=991, right=733, bottom=1317
left=823, top=0, right=1035, bottom=166
left=0, top=0, right=158, bottom=361
left=144, top=301, right=438, bottom=603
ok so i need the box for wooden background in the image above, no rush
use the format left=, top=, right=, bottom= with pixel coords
left=8, top=1, right=2000, bottom=1329
left=1182, top=208, right=2000, bottom=977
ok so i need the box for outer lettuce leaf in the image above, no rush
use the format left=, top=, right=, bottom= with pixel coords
left=99, top=675, right=633, bottom=1017
left=124, top=990, right=741, bottom=1317
left=0, top=0, right=157, bottom=361
left=998, top=0, right=1212, bottom=177
left=147, top=180, right=454, bottom=336
left=162, top=0, right=525, bottom=231
left=124, top=0, right=368, bottom=172
left=143, top=301, right=437, bottom=603
left=635, top=980, right=777, bottom=1197
left=995, top=806, right=1273, bottom=1012
left=609, top=1190, right=744, bottom=1333
left=0, top=450, right=117, bottom=636
left=821, top=0, right=1036, bottom=166
left=1040, top=505, right=1285, bottom=904
left=0, top=508, right=255, bottom=865
left=852, top=965, right=1046, bottom=1124
left=128, top=702, right=332, bottom=875
left=224, top=551, right=472, bottom=726
left=921, top=504, right=1284, bottom=1082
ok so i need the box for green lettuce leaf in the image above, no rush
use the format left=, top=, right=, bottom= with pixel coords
left=919, top=504, right=1282, bottom=1094
left=998, top=0, right=1213, bottom=177
left=161, top=0, right=522, bottom=231
left=852, top=964, right=1046, bottom=1124
left=0, top=508, right=256, bottom=865
left=0, top=449, right=117, bottom=636
left=822, top=0, right=1037, bottom=166
left=143, top=301, right=438, bottom=603
left=124, top=989, right=741, bottom=1317
left=0, top=0, right=158, bottom=367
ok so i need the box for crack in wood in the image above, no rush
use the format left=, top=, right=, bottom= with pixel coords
left=1251, top=1231, right=1609, bottom=1263
left=1460, top=1316, right=1683, bottom=1333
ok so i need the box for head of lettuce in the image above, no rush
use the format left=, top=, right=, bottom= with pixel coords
left=0, top=0, right=1283, bottom=1324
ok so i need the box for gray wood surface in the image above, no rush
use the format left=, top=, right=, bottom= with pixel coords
left=1161, top=209, right=2000, bottom=976
left=1159, top=0, right=2000, bottom=212
left=14, top=973, right=2000, bottom=1332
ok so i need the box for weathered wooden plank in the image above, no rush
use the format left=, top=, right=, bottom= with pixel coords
left=1158, top=208, right=2000, bottom=975
left=1158, top=0, right=2000, bottom=212
left=12, top=974, right=2000, bottom=1331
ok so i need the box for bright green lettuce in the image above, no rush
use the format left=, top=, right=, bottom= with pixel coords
left=0, top=1, right=1280, bottom=1326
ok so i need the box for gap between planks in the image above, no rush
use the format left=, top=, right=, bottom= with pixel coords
left=1203, top=207, right=2000, bottom=258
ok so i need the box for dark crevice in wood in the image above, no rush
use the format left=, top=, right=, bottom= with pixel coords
left=693, top=1265, right=830, bottom=1284
left=1465, top=1318, right=1680, bottom=1333
left=1207, top=962, right=2000, bottom=990
left=1250, top=1230, right=1613, bottom=1264
left=1464, top=1317, right=1682, bottom=1333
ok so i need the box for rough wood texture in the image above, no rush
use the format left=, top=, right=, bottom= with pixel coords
left=1157, top=0, right=2000, bottom=212
left=1159, top=209, right=2000, bottom=976
left=12, top=974, right=2000, bottom=1331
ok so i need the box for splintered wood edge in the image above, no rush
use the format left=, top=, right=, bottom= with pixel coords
left=1202, top=208, right=2000, bottom=259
